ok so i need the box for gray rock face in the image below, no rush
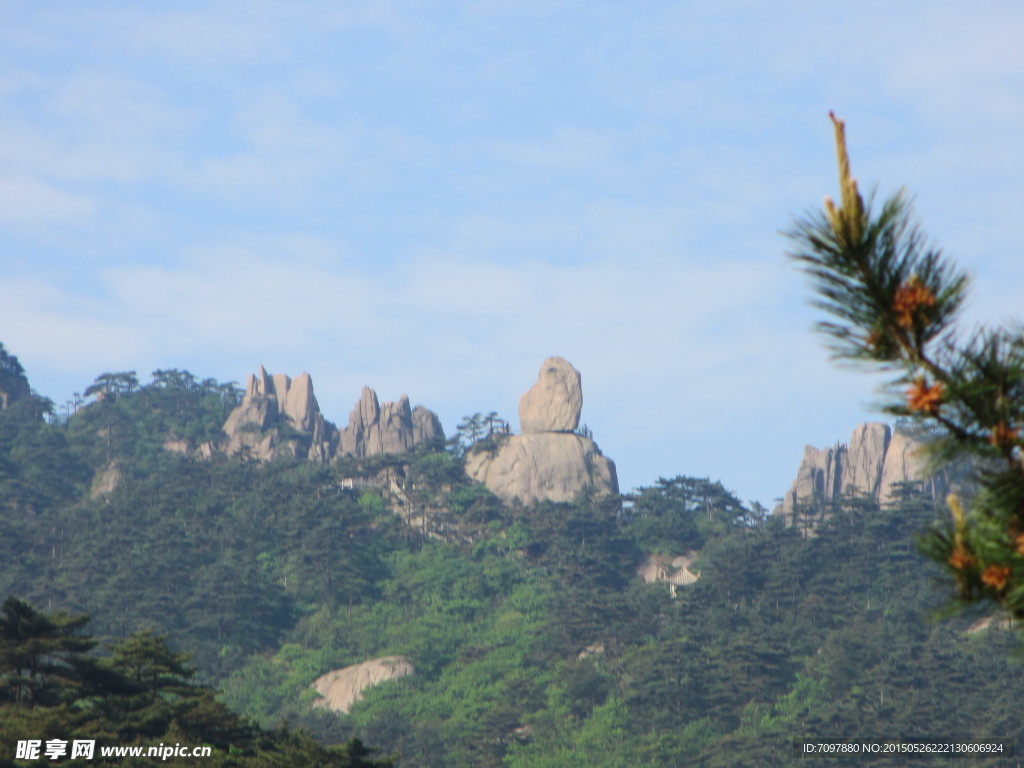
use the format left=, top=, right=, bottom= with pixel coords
left=778, top=422, right=950, bottom=517
left=843, top=422, right=891, bottom=496
left=412, top=405, right=444, bottom=445
left=465, top=358, right=617, bottom=504
left=222, top=366, right=336, bottom=462
left=518, top=357, right=582, bottom=434
left=338, top=386, right=444, bottom=458
left=880, top=430, right=936, bottom=500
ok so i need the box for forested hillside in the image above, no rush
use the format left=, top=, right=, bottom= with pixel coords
left=2, top=345, right=1021, bottom=767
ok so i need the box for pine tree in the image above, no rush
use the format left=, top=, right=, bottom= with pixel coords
left=0, top=596, right=94, bottom=706
left=787, top=113, right=1024, bottom=619
left=0, top=342, right=31, bottom=408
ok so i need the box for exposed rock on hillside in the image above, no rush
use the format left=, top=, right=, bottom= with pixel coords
left=777, top=422, right=952, bottom=516
left=163, top=437, right=215, bottom=460
left=163, top=438, right=191, bottom=455
left=465, top=358, right=618, bottom=504
left=90, top=461, right=122, bottom=500
left=222, top=367, right=336, bottom=462
left=311, top=656, right=415, bottom=714
left=966, top=614, right=1013, bottom=635
left=338, top=386, right=444, bottom=458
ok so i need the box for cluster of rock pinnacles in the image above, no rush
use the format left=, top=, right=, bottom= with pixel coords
left=218, top=357, right=618, bottom=505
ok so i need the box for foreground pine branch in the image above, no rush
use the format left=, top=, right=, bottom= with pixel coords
left=787, top=113, right=1024, bottom=618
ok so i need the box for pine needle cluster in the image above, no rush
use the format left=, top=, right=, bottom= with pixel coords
left=787, top=113, right=1024, bottom=619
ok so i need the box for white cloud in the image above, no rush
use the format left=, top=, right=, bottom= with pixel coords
left=0, top=175, right=94, bottom=225
left=883, top=5, right=1024, bottom=119
left=476, top=128, right=616, bottom=170
left=50, top=73, right=196, bottom=141
left=114, top=5, right=289, bottom=66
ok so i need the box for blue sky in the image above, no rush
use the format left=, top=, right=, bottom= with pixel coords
left=2, top=1, right=1022, bottom=507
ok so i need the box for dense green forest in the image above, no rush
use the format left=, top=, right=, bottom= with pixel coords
left=2, top=343, right=1022, bottom=766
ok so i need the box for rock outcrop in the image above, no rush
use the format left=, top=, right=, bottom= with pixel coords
left=222, top=367, right=336, bottom=462
left=163, top=437, right=216, bottom=460
left=90, top=461, right=122, bottom=500
left=338, top=387, right=444, bottom=458
left=310, top=656, right=415, bottom=714
left=465, top=432, right=618, bottom=504
left=777, top=422, right=953, bottom=517
left=465, top=358, right=618, bottom=504
left=879, top=429, right=936, bottom=500
left=221, top=368, right=445, bottom=463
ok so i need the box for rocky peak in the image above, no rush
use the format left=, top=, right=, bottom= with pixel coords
left=338, top=386, right=444, bottom=458
left=222, top=366, right=335, bottom=462
left=777, top=422, right=953, bottom=517
left=465, top=358, right=618, bottom=504
left=219, top=366, right=444, bottom=463
left=243, top=367, right=321, bottom=431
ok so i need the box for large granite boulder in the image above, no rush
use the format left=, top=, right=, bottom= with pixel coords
left=311, top=656, right=415, bottom=714
left=338, top=387, right=444, bottom=457
left=518, top=357, right=582, bottom=434
left=465, top=358, right=618, bottom=504
left=222, top=367, right=336, bottom=462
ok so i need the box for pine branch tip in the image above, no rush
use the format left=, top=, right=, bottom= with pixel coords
left=823, top=112, right=867, bottom=244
